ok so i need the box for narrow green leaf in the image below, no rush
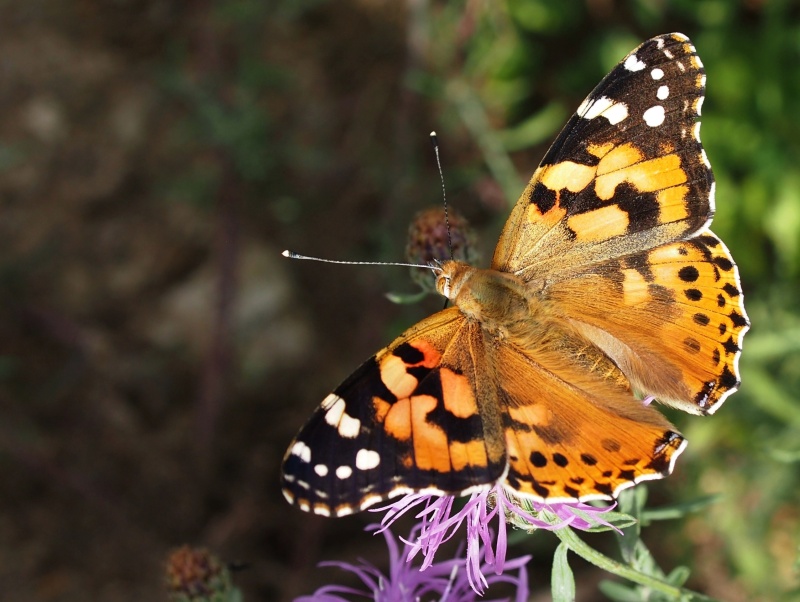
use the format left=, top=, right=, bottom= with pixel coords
left=552, top=542, right=576, bottom=602
left=666, top=566, right=692, bottom=587
left=640, top=495, right=721, bottom=522
left=384, top=290, right=429, bottom=305
left=598, top=580, right=643, bottom=602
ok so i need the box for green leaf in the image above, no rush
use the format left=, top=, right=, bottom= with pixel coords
left=640, top=495, right=721, bottom=523
left=552, top=542, right=576, bottom=602
left=598, top=580, right=643, bottom=602
left=384, top=290, right=429, bottom=305
left=666, top=566, right=692, bottom=587
left=570, top=508, right=638, bottom=532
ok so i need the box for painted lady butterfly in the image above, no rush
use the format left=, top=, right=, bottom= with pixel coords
left=281, top=33, right=749, bottom=517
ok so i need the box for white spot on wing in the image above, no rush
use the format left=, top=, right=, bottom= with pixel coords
left=314, top=464, right=329, bottom=477
left=324, top=396, right=361, bottom=438
left=355, top=449, right=381, bottom=470
left=603, top=102, right=629, bottom=125
left=657, top=85, right=669, bottom=100
left=360, top=494, right=382, bottom=510
left=338, top=413, right=361, bottom=438
left=578, top=96, right=628, bottom=124
left=313, top=506, right=331, bottom=517
left=656, top=38, right=665, bottom=49
left=709, top=181, right=716, bottom=213
left=291, top=441, right=311, bottom=463
left=321, top=393, right=343, bottom=410
left=695, top=96, right=704, bottom=116
left=336, top=465, right=353, bottom=479
left=624, top=54, right=646, bottom=72
left=643, top=105, right=665, bottom=127
left=694, top=55, right=704, bottom=68
left=324, top=396, right=345, bottom=424
left=664, top=49, right=674, bottom=59
left=651, top=68, right=664, bottom=80
left=692, top=121, right=702, bottom=142
left=677, top=61, right=686, bottom=72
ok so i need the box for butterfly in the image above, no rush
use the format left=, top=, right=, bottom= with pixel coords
left=281, top=33, right=749, bottom=517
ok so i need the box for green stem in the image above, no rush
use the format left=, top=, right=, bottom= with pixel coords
left=555, top=527, right=717, bottom=601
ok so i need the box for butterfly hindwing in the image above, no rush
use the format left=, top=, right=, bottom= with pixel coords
left=493, top=33, right=712, bottom=282
left=548, top=230, right=748, bottom=414
left=281, top=308, right=507, bottom=516
left=490, top=336, right=685, bottom=501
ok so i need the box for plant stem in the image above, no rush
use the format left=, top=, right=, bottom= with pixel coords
left=555, top=527, right=717, bottom=601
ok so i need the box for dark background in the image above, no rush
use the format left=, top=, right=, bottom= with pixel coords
left=1, top=1, right=798, bottom=600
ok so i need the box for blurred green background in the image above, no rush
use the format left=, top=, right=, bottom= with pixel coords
left=0, top=1, right=797, bottom=600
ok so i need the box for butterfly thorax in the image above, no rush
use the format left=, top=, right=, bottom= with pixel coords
left=437, top=260, right=544, bottom=341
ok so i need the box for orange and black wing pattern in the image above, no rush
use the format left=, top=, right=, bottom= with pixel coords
left=281, top=308, right=506, bottom=516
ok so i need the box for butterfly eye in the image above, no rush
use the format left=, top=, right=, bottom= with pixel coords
left=435, top=273, right=451, bottom=298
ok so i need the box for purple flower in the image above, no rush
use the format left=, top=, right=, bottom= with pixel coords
left=295, top=523, right=530, bottom=602
left=373, top=483, right=619, bottom=595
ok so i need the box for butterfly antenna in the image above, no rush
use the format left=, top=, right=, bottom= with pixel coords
left=282, top=250, right=438, bottom=272
left=430, top=132, right=453, bottom=259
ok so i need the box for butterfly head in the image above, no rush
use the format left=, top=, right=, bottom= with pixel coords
left=435, top=260, right=474, bottom=301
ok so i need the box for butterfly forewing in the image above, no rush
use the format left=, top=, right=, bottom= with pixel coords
left=281, top=308, right=507, bottom=516
left=493, top=33, right=713, bottom=283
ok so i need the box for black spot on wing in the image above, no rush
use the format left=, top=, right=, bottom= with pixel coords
left=714, top=256, right=733, bottom=271
left=678, top=265, right=700, bottom=282
left=594, top=482, right=614, bottom=496
left=530, top=451, right=548, bottom=467
left=730, top=310, right=748, bottom=328
left=722, top=337, right=740, bottom=355
left=393, top=342, right=425, bottom=364
left=529, top=181, right=557, bottom=213
left=719, top=364, right=739, bottom=389
left=617, top=469, right=636, bottom=482
left=723, top=282, right=741, bottom=298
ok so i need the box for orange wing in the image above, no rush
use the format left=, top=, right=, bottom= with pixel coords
left=281, top=308, right=506, bottom=516
left=547, top=231, right=748, bottom=415
left=492, top=34, right=712, bottom=286
left=489, top=332, right=686, bottom=502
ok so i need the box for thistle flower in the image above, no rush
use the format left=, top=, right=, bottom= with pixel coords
left=374, top=483, right=619, bottom=595
left=405, top=206, right=480, bottom=294
left=295, top=524, right=530, bottom=602
left=166, top=546, right=237, bottom=602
